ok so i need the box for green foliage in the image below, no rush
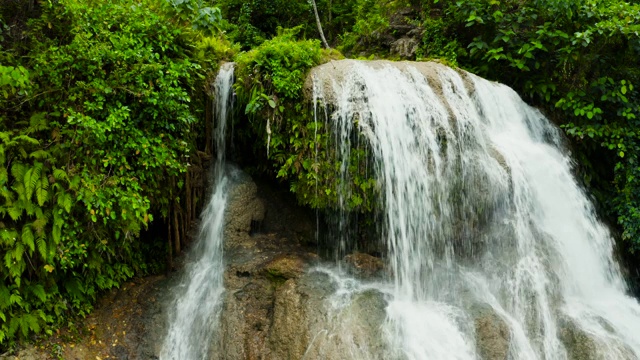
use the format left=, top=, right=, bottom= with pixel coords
left=0, top=0, right=226, bottom=348
left=167, top=0, right=222, bottom=34
left=337, top=0, right=396, bottom=55
left=219, top=0, right=314, bottom=48
left=233, top=29, right=376, bottom=210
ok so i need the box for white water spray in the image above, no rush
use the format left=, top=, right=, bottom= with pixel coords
left=160, top=63, right=234, bottom=360
left=311, top=60, right=640, bottom=359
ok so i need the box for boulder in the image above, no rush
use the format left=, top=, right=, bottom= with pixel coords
left=474, top=308, right=510, bottom=360
left=344, top=252, right=385, bottom=278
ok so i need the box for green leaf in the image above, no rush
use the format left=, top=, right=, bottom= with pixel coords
left=36, top=238, right=47, bottom=260
left=24, top=162, right=43, bottom=202
left=35, top=175, right=49, bottom=206
left=21, top=225, right=35, bottom=253
left=30, top=284, right=46, bottom=303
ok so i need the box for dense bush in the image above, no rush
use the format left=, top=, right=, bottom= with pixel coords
left=233, top=28, right=377, bottom=210
left=0, top=0, right=228, bottom=348
left=2, top=0, right=639, bottom=351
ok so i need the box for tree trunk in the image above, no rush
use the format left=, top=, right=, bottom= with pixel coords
left=310, top=0, right=330, bottom=49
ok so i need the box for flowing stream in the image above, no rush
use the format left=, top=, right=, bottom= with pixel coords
left=159, top=63, right=234, bottom=360
left=311, top=60, right=640, bottom=359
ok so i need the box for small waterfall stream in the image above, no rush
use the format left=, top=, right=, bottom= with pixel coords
left=311, top=60, right=640, bottom=359
left=159, top=63, right=234, bottom=360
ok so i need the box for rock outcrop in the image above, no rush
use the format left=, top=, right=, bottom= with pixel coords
left=212, top=173, right=391, bottom=360
left=474, top=308, right=510, bottom=360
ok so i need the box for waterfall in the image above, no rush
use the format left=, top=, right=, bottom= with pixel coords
left=311, top=60, right=640, bottom=359
left=160, top=63, right=234, bottom=360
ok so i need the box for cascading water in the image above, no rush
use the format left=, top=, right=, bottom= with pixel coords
left=311, top=60, right=640, bottom=359
left=160, top=63, right=234, bottom=360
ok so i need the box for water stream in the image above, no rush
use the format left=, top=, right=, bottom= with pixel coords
left=311, top=60, right=640, bottom=359
left=159, top=63, right=234, bottom=360
left=159, top=59, right=640, bottom=359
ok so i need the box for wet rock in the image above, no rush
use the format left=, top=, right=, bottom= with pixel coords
left=391, top=37, right=419, bottom=59
left=334, top=289, right=389, bottom=355
left=268, top=279, right=313, bottom=359
left=558, top=315, right=637, bottom=360
left=208, top=172, right=325, bottom=360
left=344, top=252, right=385, bottom=278
left=474, top=308, right=510, bottom=360
left=559, top=320, right=599, bottom=360
left=268, top=271, right=342, bottom=360
left=557, top=316, right=636, bottom=360
left=224, top=169, right=266, bottom=250
left=0, top=346, right=44, bottom=360
left=264, top=254, right=307, bottom=280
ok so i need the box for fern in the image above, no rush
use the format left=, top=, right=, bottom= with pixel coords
left=27, top=112, right=48, bottom=132
left=35, top=174, right=49, bottom=206
left=52, top=168, right=68, bottom=182
left=0, top=229, right=17, bottom=245
left=57, top=192, right=72, bottom=213
left=16, top=313, right=40, bottom=337
left=0, top=167, right=7, bottom=186
left=29, top=150, right=50, bottom=160
left=10, top=163, right=26, bottom=183
left=12, top=135, right=39, bottom=146
left=22, top=200, right=38, bottom=217
left=23, top=162, right=42, bottom=201
left=52, top=213, right=63, bottom=244
left=36, top=237, right=47, bottom=260
left=13, top=242, right=24, bottom=264
left=8, top=317, right=18, bottom=338
left=31, top=217, right=48, bottom=234
left=8, top=293, right=22, bottom=306
left=3, top=253, right=12, bottom=274
left=29, top=284, right=46, bottom=303
left=0, top=286, right=10, bottom=309
left=6, top=206, right=22, bottom=221
left=21, top=225, right=35, bottom=254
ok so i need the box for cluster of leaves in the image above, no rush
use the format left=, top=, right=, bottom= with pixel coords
left=0, top=0, right=227, bottom=348
left=337, top=0, right=415, bottom=56
left=218, top=0, right=391, bottom=50
left=233, top=28, right=375, bottom=210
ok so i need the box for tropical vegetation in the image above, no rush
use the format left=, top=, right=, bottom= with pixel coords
left=1, top=0, right=639, bottom=350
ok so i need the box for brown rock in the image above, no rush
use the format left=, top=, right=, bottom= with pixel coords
left=344, top=252, right=385, bottom=278
left=475, top=309, right=510, bottom=360
left=263, top=254, right=307, bottom=280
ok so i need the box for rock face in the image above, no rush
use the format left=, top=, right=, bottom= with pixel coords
left=344, top=252, right=385, bottom=278
left=558, top=316, right=635, bottom=360
left=212, top=173, right=391, bottom=359
left=474, top=308, right=510, bottom=360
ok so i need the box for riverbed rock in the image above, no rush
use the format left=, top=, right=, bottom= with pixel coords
left=557, top=316, right=635, bottom=360
left=0, top=345, right=43, bottom=360
left=344, top=252, right=385, bottom=278
left=391, top=37, right=419, bottom=59
left=264, top=254, right=307, bottom=280
left=474, top=308, right=510, bottom=360
left=224, top=169, right=266, bottom=250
